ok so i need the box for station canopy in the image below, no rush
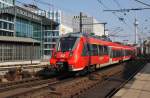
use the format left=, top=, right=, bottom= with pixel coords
left=0, top=36, right=40, bottom=43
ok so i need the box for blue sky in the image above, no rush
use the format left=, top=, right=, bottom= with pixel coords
left=18, top=0, right=150, bottom=43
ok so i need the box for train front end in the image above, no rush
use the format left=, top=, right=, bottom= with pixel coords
left=50, top=34, right=81, bottom=72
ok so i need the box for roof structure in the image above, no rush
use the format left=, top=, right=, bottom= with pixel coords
left=0, top=6, right=59, bottom=26
left=0, top=36, right=40, bottom=43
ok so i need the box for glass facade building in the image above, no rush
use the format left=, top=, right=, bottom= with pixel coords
left=0, top=0, right=15, bottom=8
left=0, top=1, right=60, bottom=61
left=0, top=1, right=42, bottom=62
left=42, top=11, right=60, bottom=58
left=14, top=11, right=60, bottom=59
left=16, top=18, right=33, bottom=38
left=0, top=0, right=15, bottom=36
left=43, top=30, right=59, bottom=57
left=16, top=17, right=42, bottom=41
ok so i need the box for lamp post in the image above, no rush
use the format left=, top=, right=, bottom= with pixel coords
left=134, top=18, right=138, bottom=44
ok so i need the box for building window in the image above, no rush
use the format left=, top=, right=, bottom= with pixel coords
left=3, top=22, right=7, bottom=29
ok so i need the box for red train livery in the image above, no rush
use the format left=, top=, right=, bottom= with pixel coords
left=50, top=32, right=136, bottom=73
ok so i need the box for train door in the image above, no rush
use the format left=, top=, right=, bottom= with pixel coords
left=109, top=47, right=113, bottom=64
left=81, top=41, right=90, bottom=68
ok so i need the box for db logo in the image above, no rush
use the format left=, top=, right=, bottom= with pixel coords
left=60, top=54, right=65, bottom=58
left=99, top=56, right=103, bottom=60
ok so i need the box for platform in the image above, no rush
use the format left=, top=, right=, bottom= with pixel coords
left=113, top=63, right=150, bottom=98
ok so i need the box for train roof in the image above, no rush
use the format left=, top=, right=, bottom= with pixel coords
left=61, top=32, right=135, bottom=50
left=61, top=32, right=111, bottom=41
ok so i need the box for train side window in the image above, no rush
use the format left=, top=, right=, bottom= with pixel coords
left=112, top=50, right=114, bottom=57
left=116, top=50, right=118, bottom=57
left=113, top=50, right=118, bottom=58
left=119, top=50, right=121, bottom=57
left=92, top=44, right=98, bottom=56
left=99, top=45, right=104, bottom=56
left=87, top=43, right=91, bottom=51
left=124, top=50, right=126, bottom=56
left=125, top=50, right=129, bottom=56
left=82, top=44, right=88, bottom=56
left=110, top=49, right=113, bottom=58
left=116, top=50, right=117, bottom=57
left=118, top=50, right=120, bottom=57
left=120, top=50, right=122, bottom=57
left=104, top=46, right=108, bottom=55
left=121, top=50, right=123, bottom=56
left=127, top=50, right=129, bottom=56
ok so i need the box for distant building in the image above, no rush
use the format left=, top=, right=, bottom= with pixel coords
left=21, top=4, right=61, bottom=59
left=0, top=0, right=14, bottom=7
left=0, top=0, right=15, bottom=36
left=73, top=14, right=104, bottom=36
left=73, top=14, right=93, bottom=33
left=93, top=19, right=105, bottom=36
left=46, top=10, right=73, bottom=35
left=20, top=5, right=74, bottom=59
left=41, top=10, right=74, bottom=59
left=59, top=12, right=73, bottom=35
left=0, top=0, right=75, bottom=61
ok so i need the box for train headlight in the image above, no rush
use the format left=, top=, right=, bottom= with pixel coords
left=53, top=52, right=57, bottom=58
left=69, top=51, right=73, bottom=57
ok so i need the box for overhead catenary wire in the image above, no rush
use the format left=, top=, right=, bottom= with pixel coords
left=134, top=0, right=150, bottom=35
left=104, top=0, right=150, bottom=39
left=96, top=0, right=134, bottom=35
left=135, top=0, right=150, bottom=7
left=112, top=0, right=135, bottom=32
left=113, top=0, right=122, bottom=8
left=97, top=0, right=142, bottom=43
left=96, top=0, right=130, bottom=26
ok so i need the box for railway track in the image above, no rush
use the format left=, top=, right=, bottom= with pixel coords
left=0, top=59, right=147, bottom=98
left=0, top=62, right=125, bottom=98
left=0, top=77, right=58, bottom=98
left=0, top=77, right=39, bottom=89
left=0, top=78, right=58, bottom=92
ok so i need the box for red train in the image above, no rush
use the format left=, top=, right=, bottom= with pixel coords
left=50, top=32, right=136, bottom=74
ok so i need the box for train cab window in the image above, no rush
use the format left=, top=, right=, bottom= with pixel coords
left=57, top=37, right=77, bottom=52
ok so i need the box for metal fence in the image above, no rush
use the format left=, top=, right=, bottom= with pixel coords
left=0, top=42, right=40, bottom=62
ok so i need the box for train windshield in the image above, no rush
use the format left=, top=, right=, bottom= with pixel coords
left=57, top=37, right=77, bottom=52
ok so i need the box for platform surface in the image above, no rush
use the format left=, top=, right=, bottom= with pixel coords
left=113, top=63, right=150, bottom=98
